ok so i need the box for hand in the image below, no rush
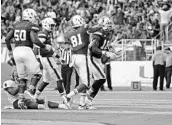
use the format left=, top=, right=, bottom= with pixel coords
left=105, top=51, right=116, bottom=59
left=45, top=44, right=52, bottom=51
left=8, top=51, right=13, bottom=59
left=18, top=98, right=27, bottom=109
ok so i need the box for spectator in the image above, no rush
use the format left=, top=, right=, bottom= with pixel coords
left=152, top=46, right=166, bottom=91
left=164, top=47, right=172, bottom=89
left=153, top=2, right=172, bottom=42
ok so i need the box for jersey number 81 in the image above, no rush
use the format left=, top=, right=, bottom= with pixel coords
left=70, top=34, right=82, bottom=47
left=14, top=30, right=26, bottom=41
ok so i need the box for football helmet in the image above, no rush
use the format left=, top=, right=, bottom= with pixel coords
left=3, top=80, right=17, bottom=89
left=70, top=15, right=85, bottom=28
left=42, top=17, right=56, bottom=31
left=45, top=11, right=56, bottom=19
left=22, top=8, right=38, bottom=24
left=98, top=16, right=112, bottom=31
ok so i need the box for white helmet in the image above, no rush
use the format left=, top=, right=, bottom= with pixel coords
left=22, top=8, right=38, bottom=24
left=42, top=17, right=56, bottom=31
left=70, top=15, right=85, bottom=28
left=3, top=80, right=17, bottom=90
left=46, top=11, right=56, bottom=19
left=98, top=16, right=112, bottom=31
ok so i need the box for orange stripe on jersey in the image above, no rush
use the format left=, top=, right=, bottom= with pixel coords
left=93, top=32, right=102, bottom=36
left=38, top=33, right=47, bottom=39
left=31, top=26, right=39, bottom=31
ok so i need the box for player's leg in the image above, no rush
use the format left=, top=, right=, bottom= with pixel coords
left=86, top=57, right=106, bottom=109
left=24, top=99, right=45, bottom=109
left=13, top=47, right=28, bottom=109
left=66, top=55, right=89, bottom=108
left=33, top=57, right=51, bottom=100
left=48, top=101, right=68, bottom=109
left=24, top=48, right=42, bottom=95
left=24, top=49, right=42, bottom=101
left=46, top=58, right=66, bottom=95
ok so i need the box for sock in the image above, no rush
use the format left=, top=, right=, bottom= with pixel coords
left=66, top=83, right=88, bottom=98
left=79, top=93, right=86, bottom=106
left=30, top=74, right=42, bottom=88
left=34, top=90, right=41, bottom=99
left=38, top=82, right=49, bottom=92
left=38, top=104, right=45, bottom=109
left=87, top=87, right=94, bottom=96
left=56, top=80, right=66, bottom=94
left=67, top=89, right=78, bottom=98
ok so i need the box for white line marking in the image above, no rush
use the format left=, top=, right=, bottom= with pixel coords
left=2, top=109, right=172, bottom=115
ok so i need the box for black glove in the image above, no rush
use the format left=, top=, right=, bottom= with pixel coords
left=101, top=55, right=110, bottom=64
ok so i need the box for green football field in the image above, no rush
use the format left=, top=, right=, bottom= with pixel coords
left=2, top=89, right=172, bottom=125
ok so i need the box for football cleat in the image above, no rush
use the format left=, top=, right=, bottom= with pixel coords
left=86, top=104, right=97, bottom=110
left=58, top=104, right=69, bottom=110
left=78, top=104, right=87, bottom=110
left=61, top=95, right=71, bottom=109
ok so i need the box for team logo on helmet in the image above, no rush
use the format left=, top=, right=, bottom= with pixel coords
left=70, top=15, right=85, bottom=28
left=98, top=16, right=112, bottom=31
left=42, top=17, right=56, bottom=31
left=22, top=8, right=38, bottom=24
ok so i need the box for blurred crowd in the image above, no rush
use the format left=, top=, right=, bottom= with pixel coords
left=1, top=0, right=172, bottom=43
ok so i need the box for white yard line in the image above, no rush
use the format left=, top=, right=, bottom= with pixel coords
left=2, top=109, right=172, bottom=115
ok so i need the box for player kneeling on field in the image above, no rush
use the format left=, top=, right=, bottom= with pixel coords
left=3, top=80, right=68, bottom=109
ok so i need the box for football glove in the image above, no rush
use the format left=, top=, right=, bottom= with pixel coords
left=18, top=98, right=27, bottom=109
left=101, top=55, right=110, bottom=64
left=105, top=51, right=116, bottom=59
left=45, top=44, right=52, bottom=51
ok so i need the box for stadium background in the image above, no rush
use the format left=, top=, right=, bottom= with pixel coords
left=1, top=0, right=172, bottom=86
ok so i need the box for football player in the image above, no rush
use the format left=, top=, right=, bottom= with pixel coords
left=64, top=15, right=101, bottom=109
left=5, top=8, right=51, bottom=109
left=24, top=17, right=70, bottom=109
left=3, top=80, right=68, bottom=110
left=86, top=16, right=116, bottom=109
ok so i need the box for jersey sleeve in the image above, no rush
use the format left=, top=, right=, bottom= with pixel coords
left=90, top=34, right=103, bottom=57
left=38, top=31, right=47, bottom=39
left=30, top=24, right=40, bottom=32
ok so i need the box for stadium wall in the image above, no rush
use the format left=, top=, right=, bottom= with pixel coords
left=1, top=44, right=155, bottom=87
left=110, top=61, right=153, bottom=87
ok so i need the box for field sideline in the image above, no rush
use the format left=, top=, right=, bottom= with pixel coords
left=1, top=89, right=172, bottom=125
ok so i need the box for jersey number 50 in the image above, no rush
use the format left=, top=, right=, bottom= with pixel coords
left=14, top=30, right=26, bottom=41
left=70, top=34, right=82, bottom=47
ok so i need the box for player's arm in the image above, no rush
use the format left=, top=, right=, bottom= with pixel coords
left=30, top=31, right=46, bottom=48
left=90, top=34, right=105, bottom=57
left=5, top=29, right=14, bottom=52
left=85, top=24, right=102, bottom=34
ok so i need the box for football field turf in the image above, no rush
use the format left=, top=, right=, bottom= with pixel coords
left=1, top=89, right=172, bottom=125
